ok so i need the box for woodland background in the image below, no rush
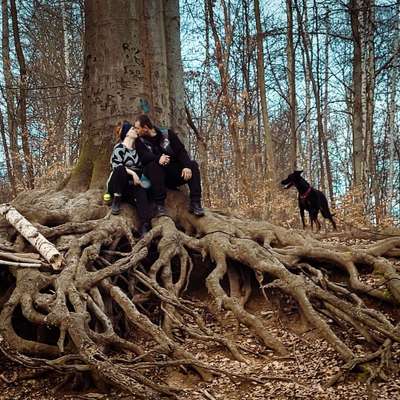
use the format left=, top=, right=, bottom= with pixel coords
left=0, top=0, right=399, bottom=225
left=0, top=2, right=399, bottom=399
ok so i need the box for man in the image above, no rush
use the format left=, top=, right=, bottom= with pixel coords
left=134, top=114, right=205, bottom=217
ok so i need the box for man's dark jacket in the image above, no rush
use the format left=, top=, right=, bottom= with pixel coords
left=136, top=128, right=192, bottom=169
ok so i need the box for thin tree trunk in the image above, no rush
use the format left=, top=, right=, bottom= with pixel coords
left=387, top=5, right=399, bottom=214
left=185, top=106, right=209, bottom=204
left=10, top=0, right=34, bottom=189
left=349, top=0, right=364, bottom=189
left=302, top=2, right=312, bottom=181
left=321, top=6, right=334, bottom=203
left=207, top=0, right=242, bottom=188
left=296, top=0, right=333, bottom=199
left=1, top=0, right=23, bottom=189
left=62, top=0, right=72, bottom=168
left=363, top=0, right=379, bottom=220
left=286, top=0, right=298, bottom=170
left=254, top=0, right=276, bottom=183
left=0, top=110, right=15, bottom=195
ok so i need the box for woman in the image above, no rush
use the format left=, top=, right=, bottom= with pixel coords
left=107, top=120, right=152, bottom=236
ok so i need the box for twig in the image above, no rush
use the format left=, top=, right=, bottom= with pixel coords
left=0, top=259, right=42, bottom=268
left=200, top=389, right=217, bottom=400
left=0, top=251, right=41, bottom=263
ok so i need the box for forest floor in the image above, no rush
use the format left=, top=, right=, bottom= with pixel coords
left=1, top=237, right=400, bottom=400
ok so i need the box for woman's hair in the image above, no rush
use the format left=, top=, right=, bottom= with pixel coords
left=136, top=114, right=153, bottom=129
left=114, top=122, right=123, bottom=142
left=114, top=121, right=133, bottom=141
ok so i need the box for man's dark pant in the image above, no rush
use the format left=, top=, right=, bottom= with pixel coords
left=143, top=160, right=202, bottom=205
left=107, top=165, right=152, bottom=223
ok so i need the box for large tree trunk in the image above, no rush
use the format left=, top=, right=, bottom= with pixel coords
left=67, top=0, right=186, bottom=191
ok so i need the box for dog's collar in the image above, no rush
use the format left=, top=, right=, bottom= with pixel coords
left=300, top=186, right=312, bottom=199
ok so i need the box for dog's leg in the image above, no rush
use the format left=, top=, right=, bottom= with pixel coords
left=316, top=216, right=321, bottom=232
left=320, top=194, right=337, bottom=231
left=300, top=205, right=306, bottom=229
left=310, top=210, right=320, bottom=232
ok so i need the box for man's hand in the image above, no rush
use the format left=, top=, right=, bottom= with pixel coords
left=159, top=154, right=170, bottom=166
left=126, top=168, right=142, bottom=186
left=181, top=168, right=192, bottom=181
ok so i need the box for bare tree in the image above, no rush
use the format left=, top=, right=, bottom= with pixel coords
left=254, top=0, right=276, bottom=182
left=349, top=0, right=364, bottom=188
left=10, top=0, right=34, bottom=188
left=286, top=0, right=298, bottom=170
left=1, top=0, right=23, bottom=190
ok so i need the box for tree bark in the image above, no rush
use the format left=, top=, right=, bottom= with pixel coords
left=286, top=0, right=298, bottom=171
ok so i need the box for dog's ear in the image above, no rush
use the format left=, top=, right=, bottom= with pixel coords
left=294, top=170, right=303, bottom=175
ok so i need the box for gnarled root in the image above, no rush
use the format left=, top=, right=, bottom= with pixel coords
left=0, top=188, right=399, bottom=396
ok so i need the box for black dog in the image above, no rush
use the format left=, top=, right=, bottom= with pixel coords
left=281, top=170, right=337, bottom=231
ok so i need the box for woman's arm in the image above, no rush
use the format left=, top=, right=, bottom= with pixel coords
left=125, top=168, right=141, bottom=185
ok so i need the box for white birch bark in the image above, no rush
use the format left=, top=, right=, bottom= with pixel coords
left=0, top=205, right=63, bottom=270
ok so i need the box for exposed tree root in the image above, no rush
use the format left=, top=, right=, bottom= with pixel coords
left=0, top=188, right=399, bottom=397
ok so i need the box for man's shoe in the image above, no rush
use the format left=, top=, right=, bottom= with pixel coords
left=189, top=201, right=205, bottom=217
left=139, top=222, right=151, bottom=238
left=154, top=204, right=168, bottom=217
left=111, top=195, right=121, bottom=215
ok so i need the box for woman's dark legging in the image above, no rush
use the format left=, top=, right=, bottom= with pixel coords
left=107, top=165, right=152, bottom=223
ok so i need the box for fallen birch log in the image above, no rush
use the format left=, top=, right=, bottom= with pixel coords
left=0, top=204, right=63, bottom=270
